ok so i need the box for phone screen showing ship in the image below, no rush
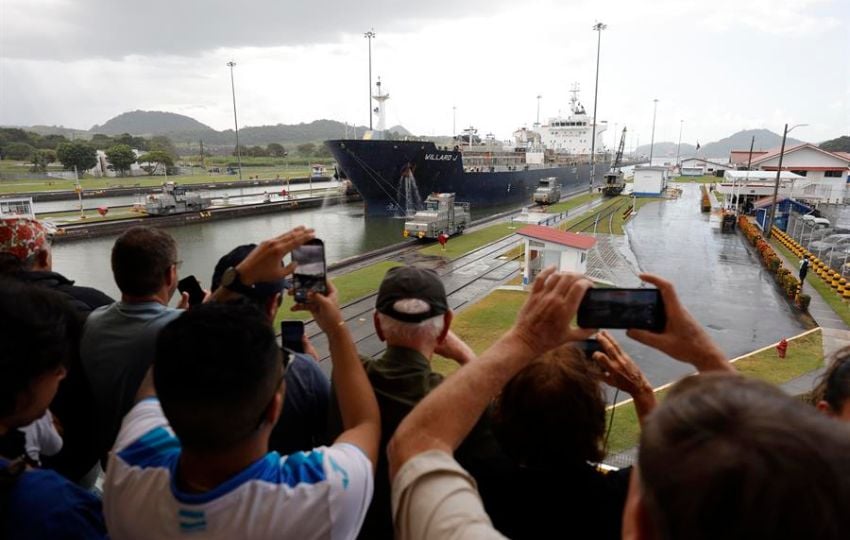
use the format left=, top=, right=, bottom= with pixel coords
left=292, top=243, right=327, bottom=300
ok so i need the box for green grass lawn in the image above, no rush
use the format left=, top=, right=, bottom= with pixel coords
left=418, top=222, right=522, bottom=259
left=0, top=165, right=318, bottom=194
left=546, top=192, right=601, bottom=213
left=40, top=207, right=141, bottom=224
left=771, top=240, right=850, bottom=327
left=431, top=289, right=530, bottom=375
left=274, top=260, right=401, bottom=325
left=604, top=328, right=823, bottom=455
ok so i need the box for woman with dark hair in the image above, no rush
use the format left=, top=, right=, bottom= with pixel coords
left=478, top=330, right=656, bottom=540
left=0, top=279, right=106, bottom=539
left=813, top=350, right=850, bottom=420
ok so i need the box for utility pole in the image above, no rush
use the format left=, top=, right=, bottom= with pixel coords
left=226, top=60, right=243, bottom=181
left=745, top=135, right=755, bottom=170
left=766, top=123, right=807, bottom=239
left=199, top=140, right=205, bottom=170
left=589, top=22, right=606, bottom=193
left=536, top=95, right=542, bottom=126
left=648, top=99, right=659, bottom=165
left=364, top=29, right=376, bottom=131
left=452, top=106, right=457, bottom=139
left=675, top=119, right=683, bottom=168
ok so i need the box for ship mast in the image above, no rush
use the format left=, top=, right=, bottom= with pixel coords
left=372, top=77, right=390, bottom=140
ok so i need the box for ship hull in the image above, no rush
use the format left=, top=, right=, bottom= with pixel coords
left=326, top=139, right=603, bottom=216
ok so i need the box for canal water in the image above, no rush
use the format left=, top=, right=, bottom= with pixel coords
left=51, top=199, right=520, bottom=300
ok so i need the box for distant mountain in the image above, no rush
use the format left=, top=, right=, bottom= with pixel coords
left=820, top=135, right=850, bottom=153
left=636, top=129, right=806, bottom=160
left=25, top=125, right=89, bottom=138
left=90, top=110, right=217, bottom=136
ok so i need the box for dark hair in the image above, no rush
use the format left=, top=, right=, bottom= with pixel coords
left=0, top=253, right=31, bottom=275
left=639, top=373, right=850, bottom=540
left=0, top=278, right=81, bottom=420
left=154, top=302, right=282, bottom=451
left=210, top=243, right=285, bottom=307
left=492, top=344, right=606, bottom=466
left=111, top=226, right=177, bottom=296
left=812, top=349, right=850, bottom=413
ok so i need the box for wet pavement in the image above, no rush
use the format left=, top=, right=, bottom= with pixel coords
left=615, top=183, right=806, bottom=388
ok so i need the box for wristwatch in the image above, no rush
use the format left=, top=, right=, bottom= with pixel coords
left=220, top=266, right=254, bottom=296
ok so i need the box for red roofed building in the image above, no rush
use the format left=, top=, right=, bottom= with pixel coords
left=748, top=143, right=850, bottom=203
left=516, top=225, right=597, bottom=284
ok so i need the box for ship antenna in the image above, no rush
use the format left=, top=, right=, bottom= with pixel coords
left=570, top=82, right=580, bottom=114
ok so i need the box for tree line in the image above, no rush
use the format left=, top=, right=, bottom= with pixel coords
left=231, top=142, right=330, bottom=158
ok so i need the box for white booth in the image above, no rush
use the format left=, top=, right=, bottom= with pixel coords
left=517, top=225, right=596, bottom=285
left=633, top=166, right=669, bottom=196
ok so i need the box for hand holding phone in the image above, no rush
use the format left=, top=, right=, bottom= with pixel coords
left=292, top=239, right=327, bottom=304
left=280, top=320, right=305, bottom=354
left=177, top=275, right=206, bottom=306
left=577, top=288, right=665, bottom=332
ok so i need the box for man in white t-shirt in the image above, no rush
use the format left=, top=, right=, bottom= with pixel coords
left=104, top=228, right=381, bottom=540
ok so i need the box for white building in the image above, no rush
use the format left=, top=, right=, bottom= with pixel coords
left=88, top=149, right=144, bottom=178
left=632, top=166, right=669, bottom=196
left=517, top=225, right=596, bottom=285
left=748, top=143, right=850, bottom=203
left=679, top=157, right=733, bottom=175
left=717, top=170, right=805, bottom=202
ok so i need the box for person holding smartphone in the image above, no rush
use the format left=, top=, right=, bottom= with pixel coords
left=210, top=243, right=328, bottom=455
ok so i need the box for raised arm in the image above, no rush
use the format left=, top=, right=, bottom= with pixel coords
left=387, top=267, right=595, bottom=479
left=592, top=330, right=656, bottom=424
left=297, top=281, right=380, bottom=468
left=627, top=273, right=734, bottom=373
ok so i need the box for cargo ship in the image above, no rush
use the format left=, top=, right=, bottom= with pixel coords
left=326, top=83, right=610, bottom=216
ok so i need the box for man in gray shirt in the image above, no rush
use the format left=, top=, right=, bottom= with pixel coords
left=80, top=226, right=184, bottom=459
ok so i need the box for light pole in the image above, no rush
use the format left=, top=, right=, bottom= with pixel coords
left=675, top=119, right=683, bottom=168
left=648, top=98, right=659, bottom=166
left=226, top=61, right=243, bottom=182
left=452, top=106, right=456, bottom=139
left=536, top=95, right=542, bottom=126
left=364, top=29, right=376, bottom=131
left=765, top=123, right=808, bottom=239
left=589, top=21, right=606, bottom=193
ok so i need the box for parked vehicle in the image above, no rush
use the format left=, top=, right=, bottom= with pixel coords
left=801, top=214, right=831, bottom=229
left=809, top=234, right=850, bottom=253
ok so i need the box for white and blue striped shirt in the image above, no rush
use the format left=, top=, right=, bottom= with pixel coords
left=104, top=399, right=372, bottom=540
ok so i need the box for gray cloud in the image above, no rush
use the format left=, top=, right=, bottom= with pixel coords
left=2, top=0, right=514, bottom=60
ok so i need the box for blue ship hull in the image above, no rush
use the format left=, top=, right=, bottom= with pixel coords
left=326, top=139, right=602, bottom=216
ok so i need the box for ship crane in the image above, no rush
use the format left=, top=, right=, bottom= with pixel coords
left=601, top=127, right=627, bottom=196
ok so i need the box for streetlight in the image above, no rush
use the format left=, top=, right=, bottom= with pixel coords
left=648, top=98, right=659, bottom=165
left=675, top=119, right=683, bottom=168
left=452, top=106, right=456, bottom=139
left=765, top=123, right=808, bottom=239
left=589, top=21, right=606, bottom=193
left=226, top=60, right=243, bottom=182
left=536, top=95, right=542, bottom=126
left=364, top=29, right=376, bottom=131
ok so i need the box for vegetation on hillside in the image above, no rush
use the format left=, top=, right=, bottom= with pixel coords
left=820, top=135, right=850, bottom=153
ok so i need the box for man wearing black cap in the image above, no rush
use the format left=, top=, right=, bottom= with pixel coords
left=211, top=244, right=331, bottom=455
left=332, top=265, right=502, bottom=539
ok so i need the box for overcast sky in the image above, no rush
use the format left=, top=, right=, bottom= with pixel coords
left=1, top=0, right=847, bottom=149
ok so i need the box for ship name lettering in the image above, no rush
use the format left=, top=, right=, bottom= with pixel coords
left=424, top=153, right=454, bottom=161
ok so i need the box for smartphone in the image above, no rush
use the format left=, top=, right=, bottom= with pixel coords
left=577, top=288, right=666, bottom=332
left=177, top=275, right=205, bottom=306
left=280, top=320, right=305, bottom=354
left=292, top=238, right=327, bottom=303
left=575, top=339, right=604, bottom=357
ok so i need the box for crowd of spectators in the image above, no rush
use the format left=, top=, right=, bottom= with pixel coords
left=2, top=216, right=850, bottom=540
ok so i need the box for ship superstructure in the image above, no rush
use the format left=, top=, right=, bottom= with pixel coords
left=536, top=83, right=607, bottom=156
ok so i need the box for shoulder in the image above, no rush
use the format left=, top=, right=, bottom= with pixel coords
left=110, top=398, right=176, bottom=457
left=392, top=450, right=505, bottom=540
left=7, top=468, right=107, bottom=538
